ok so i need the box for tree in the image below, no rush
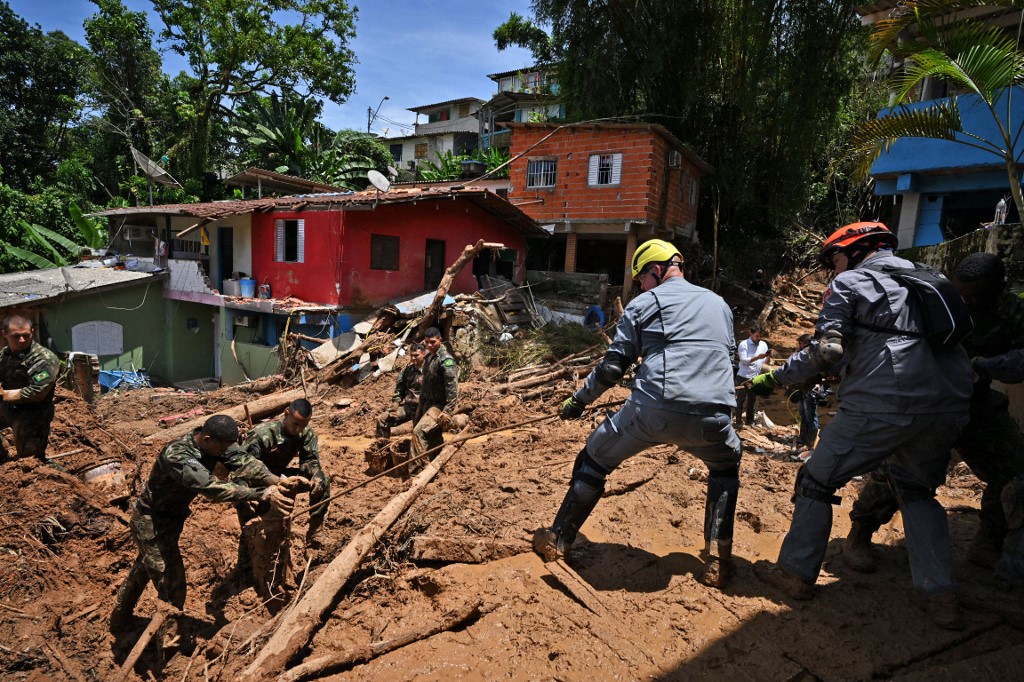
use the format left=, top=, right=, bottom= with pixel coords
left=494, top=2, right=867, bottom=254
left=849, top=0, right=1024, bottom=219
left=151, top=0, right=358, bottom=180
left=231, top=89, right=327, bottom=176
left=0, top=2, right=89, bottom=191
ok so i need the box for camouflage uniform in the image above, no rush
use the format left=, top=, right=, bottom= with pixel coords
left=236, top=420, right=331, bottom=531
left=0, top=341, right=60, bottom=461
left=113, top=430, right=274, bottom=640
left=850, top=290, right=1024, bottom=559
left=410, top=347, right=458, bottom=469
left=376, top=362, right=423, bottom=436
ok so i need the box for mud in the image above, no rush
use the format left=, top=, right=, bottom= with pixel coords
left=1, top=272, right=1022, bottom=681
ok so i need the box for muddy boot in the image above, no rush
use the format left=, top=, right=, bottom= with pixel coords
left=912, top=589, right=964, bottom=630
left=700, top=540, right=735, bottom=589
left=533, top=480, right=602, bottom=563
left=753, top=560, right=814, bottom=600
left=842, top=522, right=878, bottom=573
left=110, top=561, right=147, bottom=631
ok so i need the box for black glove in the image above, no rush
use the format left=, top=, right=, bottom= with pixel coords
left=559, top=395, right=586, bottom=420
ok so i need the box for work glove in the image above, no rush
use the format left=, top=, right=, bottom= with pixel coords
left=559, top=395, right=586, bottom=420
left=750, top=371, right=780, bottom=397
left=262, top=485, right=295, bottom=514
left=310, top=472, right=327, bottom=496
left=2, top=389, right=21, bottom=402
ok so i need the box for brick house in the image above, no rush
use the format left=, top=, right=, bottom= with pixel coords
left=504, top=122, right=711, bottom=297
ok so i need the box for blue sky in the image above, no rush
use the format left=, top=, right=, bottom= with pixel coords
left=9, top=0, right=537, bottom=137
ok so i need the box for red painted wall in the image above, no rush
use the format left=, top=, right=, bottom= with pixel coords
left=507, top=125, right=700, bottom=229
left=250, top=200, right=529, bottom=308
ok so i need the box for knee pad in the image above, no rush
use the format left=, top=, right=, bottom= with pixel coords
left=793, top=465, right=841, bottom=505
left=569, top=448, right=611, bottom=504
left=892, top=479, right=935, bottom=506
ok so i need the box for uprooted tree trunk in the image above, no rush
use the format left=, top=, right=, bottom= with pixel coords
left=241, top=425, right=474, bottom=680
left=416, top=240, right=504, bottom=337
left=143, top=388, right=306, bottom=443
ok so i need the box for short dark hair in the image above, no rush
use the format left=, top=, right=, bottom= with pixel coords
left=955, top=252, right=1005, bottom=286
left=3, top=315, right=33, bottom=333
left=750, top=325, right=763, bottom=335
left=289, top=398, right=313, bottom=418
left=424, top=327, right=442, bottom=339
left=201, top=415, right=240, bottom=442
left=797, top=333, right=813, bottom=346
left=410, top=342, right=425, bottom=352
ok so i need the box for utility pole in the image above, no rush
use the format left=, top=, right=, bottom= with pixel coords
left=368, top=96, right=389, bottom=134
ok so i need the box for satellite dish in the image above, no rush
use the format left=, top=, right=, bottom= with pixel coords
left=130, top=146, right=182, bottom=188
left=367, top=170, right=391, bottom=193
left=387, top=165, right=398, bottom=178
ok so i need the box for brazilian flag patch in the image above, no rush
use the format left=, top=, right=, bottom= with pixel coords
left=442, top=358, right=455, bottom=368
left=32, top=371, right=50, bottom=383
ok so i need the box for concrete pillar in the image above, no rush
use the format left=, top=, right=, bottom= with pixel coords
left=623, top=229, right=637, bottom=299
left=564, top=232, right=577, bottom=273
left=896, top=191, right=921, bottom=249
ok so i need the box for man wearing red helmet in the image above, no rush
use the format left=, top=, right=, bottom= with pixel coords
left=750, top=222, right=972, bottom=629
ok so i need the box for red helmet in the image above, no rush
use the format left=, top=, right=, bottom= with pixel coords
left=819, top=222, right=898, bottom=268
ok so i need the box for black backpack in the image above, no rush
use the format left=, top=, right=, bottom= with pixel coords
left=854, top=261, right=974, bottom=347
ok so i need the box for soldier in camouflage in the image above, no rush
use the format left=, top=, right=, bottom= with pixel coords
left=238, top=398, right=330, bottom=547
left=110, top=415, right=297, bottom=649
left=409, top=327, right=458, bottom=473
left=0, top=315, right=60, bottom=464
left=375, top=342, right=426, bottom=438
left=843, top=252, right=1024, bottom=577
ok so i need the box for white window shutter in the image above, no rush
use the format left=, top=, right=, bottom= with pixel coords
left=588, top=155, right=600, bottom=185
left=296, top=220, right=305, bottom=263
left=274, top=219, right=285, bottom=262
left=611, top=153, right=622, bottom=185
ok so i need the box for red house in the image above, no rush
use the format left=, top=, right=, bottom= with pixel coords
left=504, top=122, right=711, bottom=297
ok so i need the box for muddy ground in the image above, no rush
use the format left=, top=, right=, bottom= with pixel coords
left=2, top=274, right=1023, bottom=681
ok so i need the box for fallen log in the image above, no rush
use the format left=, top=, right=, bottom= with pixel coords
left=115, top=609, right=168, bottom=682
left=142, top=388, right=305, bottom=443
left=241, top=426, right=475, bottom=680
left=276, top=600, right=489, bottom=682
left=416, top=240, right=504, bottom=336
left=499, top=367, right=571, bottom=393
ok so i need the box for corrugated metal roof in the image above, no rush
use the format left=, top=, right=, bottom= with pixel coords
left=90, top=187, right=548, bottom=237
left=0, top=266, right=163, bottom=309
left=407, top=97, right=484, bottom=114
left=223, top=167, right=350, bottom=194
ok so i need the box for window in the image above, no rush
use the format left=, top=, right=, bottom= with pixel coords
left=415, top=143, right=428, bottom=159
left=525, top=71, right=545, bottom=89
left=689, top=178, right=699, bottom=205
left=588, top=153, right=623, bottom=186
left=526, top=158, right=558, bottom=188
left=71, top=321, right=123, bottom=356
left=427, top=109, right=450, bottom=123
left=499, top=76, right=514, bottom=92
left=389, top=144, right=403, bottom=162
left=458, top=103, right=471, bottom=118
left=370, top=234, right=400, bottom=270
left=274, top=219, right=305, bottom=263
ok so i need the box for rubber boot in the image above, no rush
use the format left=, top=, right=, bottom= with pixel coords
left=842, top=522, right=878, bottom=573
left=110, top=560, right=147, bottom=631
left=700, top=540, right=735, bottom=588
left=532, top=487, right=601, bottom=563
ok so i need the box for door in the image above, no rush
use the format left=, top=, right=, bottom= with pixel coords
left=424, top=239, right=446, bottom=291
left=218, top=227, right=234, bottom=287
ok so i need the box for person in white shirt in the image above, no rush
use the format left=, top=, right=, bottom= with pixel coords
left=735, top=325, right=771, bottom=427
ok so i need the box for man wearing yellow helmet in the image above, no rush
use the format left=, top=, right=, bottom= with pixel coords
left=534, top=238, right=743, bottom=588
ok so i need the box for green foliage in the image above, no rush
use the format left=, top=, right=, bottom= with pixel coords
left=420, top=151, right=466, bottom=182
left=496, top=2, right=868, bottom=248
left=484, top=322, right=603, bottom=373
left=474, top=146, right=511, bottom=178
left=231, top=89, right=327, bottom=176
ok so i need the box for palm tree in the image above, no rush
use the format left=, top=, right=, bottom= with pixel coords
left=850, top=1, right=1024, bottom=218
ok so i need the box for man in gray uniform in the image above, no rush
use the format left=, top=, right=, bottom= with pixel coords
left=533, top=239, right=743, bottom=588
left=751, top=222, right=972, bottom=629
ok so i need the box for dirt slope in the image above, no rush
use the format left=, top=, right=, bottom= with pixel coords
left=2, top=275, right=1022, bottom=681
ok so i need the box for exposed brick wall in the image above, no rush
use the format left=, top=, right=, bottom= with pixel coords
left=506, top=125, right=701, bottom=229
left=565, top=232, right=578, bottom=272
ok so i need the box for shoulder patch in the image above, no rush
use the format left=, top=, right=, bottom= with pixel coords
left=32, top=370, right=50, bottom=383
left=442, top=358, right=456, bottom=367
left=822, top=286, right=832, bottom=304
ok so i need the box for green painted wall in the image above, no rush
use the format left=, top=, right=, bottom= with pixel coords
left=44, top=280, right=165, bottom=376
left=162, top=301, right=217, bottom=382
left=220, top=338, right=279, bottom=385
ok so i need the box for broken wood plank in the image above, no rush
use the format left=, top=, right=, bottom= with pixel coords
left=143, top=388, right=305, bottom=443
left=409, top=536, right=530, bottom=563
left=276, top=601, right=490, bottom=682
left=416, top=240, right=503, bottom=336
left=115, top=610, right=168, bottom=682
left=544, top=559, right=609, bottom=618
left=242, top=426, right=475, bottom=680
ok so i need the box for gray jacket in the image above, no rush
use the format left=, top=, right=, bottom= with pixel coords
left=774, top=252, right=972, bottom=414
left=576, top=276, right=737, bottom=412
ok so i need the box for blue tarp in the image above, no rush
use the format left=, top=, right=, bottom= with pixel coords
left=99, top=370, right=151, bottom=391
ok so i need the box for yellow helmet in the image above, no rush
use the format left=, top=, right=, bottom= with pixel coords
left=631, top=239, right=682, bottom=280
